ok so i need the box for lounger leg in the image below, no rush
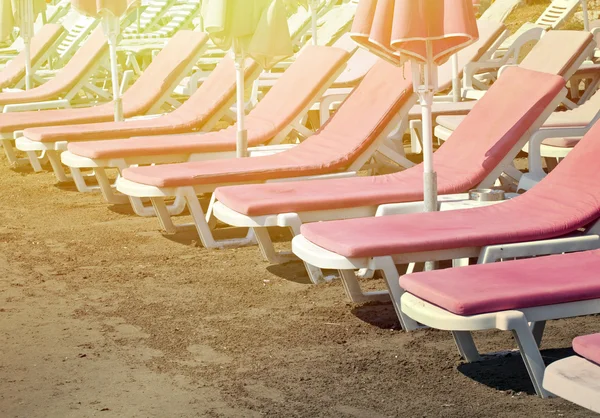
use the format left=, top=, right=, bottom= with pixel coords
left=530, top=321, right=546, bottom=348
left=2, top=138, right=20, bottom=166
left=150, top=197, right=178, bottom=234
left=46, top=150, right=70, bottom=183
left=94, top=168, right=129, bottom=204
left=409, top=120, right=423, bottom=154
left=452, top=258, right=470, bottom=267
left=378, top=257, right=420, bottom=331
left=183, top=187, right=254, bottom=249
left=511, top=322, right=551, bottom=398
left=451, top=331, right=480, bottom=362
left=26, top=151, right=43, bottom=172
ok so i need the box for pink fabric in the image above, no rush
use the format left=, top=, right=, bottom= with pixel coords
left=29, top=57, right=259, bottom=144
left=69, top=46, right=349, bottom=159
left=215, top=67, right=564, bottom=216
left=0, top=24, right=63, bottom=89
left=0, top=31, right=207, bottom=134
left=301, top=119, right=600, bottom=258
left=351, top=0, right=479, bottom=66
left=0, top=28, right=108, bottom=107
left=399, top=250, right=600, bottom=316
left=573, top=334, right=600, bottom=365
left=122, top=58, right=415, bottom=187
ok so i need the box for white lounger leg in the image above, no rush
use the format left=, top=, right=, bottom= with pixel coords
left=451, top=331, right=481, bottom=362
left=2, top=138, right=21, bottom=166
left=26, top=151, right=44, bottom=172
left=151, top=197, right=178, bottom=234
left=500, top=312, right=551, bottom=398
left=530, top=321, right=546, bottom=348
left=46, top=150, right=70, bottom=182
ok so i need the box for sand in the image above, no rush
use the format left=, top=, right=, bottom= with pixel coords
left=0, top=151, right=597, bottom=417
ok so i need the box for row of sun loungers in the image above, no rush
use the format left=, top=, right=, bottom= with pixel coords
left=1, top=0, right=599, bottom=413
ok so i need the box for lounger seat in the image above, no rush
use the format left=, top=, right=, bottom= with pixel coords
left=65, top=46, right=349, bottom=160
left=399, top=250, right=600, bottom=316
left=0, top=31, right=207, bottom=134
left=0, top=24, right=64, bottom=89
left=300, top=118, right=600, bottom=258
left=121, top=58, right=415, bottom=188
left=544, top=334, right=600, bottom=412
left=214, top=67, right=564, bottom=216
left=24, top=57, right=260, bottom=144
left=573, top=334, right=600, bottom=365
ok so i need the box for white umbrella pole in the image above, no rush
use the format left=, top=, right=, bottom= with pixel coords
left=581, top=0, right=589, bottom=31
left=21, top=0, right=34, bottom=90
left=24, top=37, right=32, bottom=89
left=451, top=53, right=460, bottom=102
left=310, top=0, right=318, bottom=46
left=102, top=15, right=123, bottom=122
left=235, top=53, right=248, bottom=158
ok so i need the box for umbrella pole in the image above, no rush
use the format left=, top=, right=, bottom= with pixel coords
left=235, top=53, right=248, bottom=158
left=102, top=15, right=123, bottom=122
left=451, top=53, right=460, bottom=102
left=310, top=0, right=318, bottom=46
left=581, top=0, right=589, bottom=31
left=21, top=0, right=34, bottom=90
left=418, top=42, right=439, bottom=271
left=24, top=37, right=32, bottom=89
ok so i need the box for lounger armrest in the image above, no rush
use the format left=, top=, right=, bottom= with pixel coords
left=3, top=99, right=71, bottom=113
left=265, top=171, right=357, bottom=184
left=523, top=125, right=591, bottom=187
left=478, top=235, right=600, bottom=264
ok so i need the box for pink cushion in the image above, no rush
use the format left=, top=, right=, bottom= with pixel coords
left=0, top=31, right=208, bottom=134
left=68, top=46, right=349, bottom=159
left=122, top=58, right=414, bottom=188
left=399, top=250, right=600, bottom=316
left=28, top=56, right=258, bottom=144
left=300, top=119, right=600, bottom=258
left=573, top=334, right=600, bottom=366
left=215, top=67, right=565, bottom=216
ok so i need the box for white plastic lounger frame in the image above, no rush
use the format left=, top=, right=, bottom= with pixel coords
left=13, top=41, right=209, bottom=178
left=400, top=235, right=600, bottom=399
left=544, top=354, right=600, bottom=411
left=113, top=93, right=416, bottom=250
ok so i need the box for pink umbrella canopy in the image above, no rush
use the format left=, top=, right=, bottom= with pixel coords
left=351, top=0, right=479, bottom=67
left=71, top=0, right=138, bottom=17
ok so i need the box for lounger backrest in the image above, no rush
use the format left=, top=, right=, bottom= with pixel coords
left=535, top=0, right=580, bottom=28
left=243, top=46, right=350, bottom=140
left=0, top=24, right=64, bottom=89
left=479, top=0, right=521, bottom=23
left=315, top=4, right=356, bottom=46
left=437, top=20, right=505, bottom=90
left=432, top=66, right=565, bottom=188
left=164, top=57, right=261, bottom=129
left=519, top=30, right=593, bottom=78
left=123, top=0, right=171, bottom=34
left=121, top=31, right=208, bottom=116
left=273, top=59, right=415, bottom=171
left=26, top=26, right=107, bottom=96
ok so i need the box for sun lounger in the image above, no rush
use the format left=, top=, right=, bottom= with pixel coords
left=113, top=56, right=416, bottom=248
left=122, top=1, right=200, bottom=40
left=212, top=66, right=567, bottom=283
left=409, top=30, right=595, bottom=153
left=478, top=0, right=521, bottom=23
left=122, top=0, right=175, bottom=36
left=60, top=46, right=350, bottom=215
left=0, top=24, right=65, bottom=90
left=399, top=251, right=600, bottom=398
left=544, top=334, right=600, bottom=411
left=2, top=31, right=208, bottom=170
left=24, top=57, right=260, bottom=179
left=291, top=118, right=600, bottom=334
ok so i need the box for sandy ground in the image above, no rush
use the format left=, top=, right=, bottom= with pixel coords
left=0, top=150, right=598, bottom=418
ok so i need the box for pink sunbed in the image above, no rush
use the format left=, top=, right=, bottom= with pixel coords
left=399, top=250, right=600, bottom=398
left=0, top=24, right=64, bottom=90
left=292, top=119, right=600, bottom=330
left=113, top=57, right=419, bottom=249
left=6, top=31, right=209, bottom=175
left=211, top=66, right=566, bottom=284
left=58, top=46, right=351, bottom=216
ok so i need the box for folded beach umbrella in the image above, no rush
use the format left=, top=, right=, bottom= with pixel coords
left=71, top=0, right=139, bottom=121
left=1, top=0, right=47, bottom=89
left=202, top=0, right=307, bottom=157
left=351, top=0, right=478, bottom=269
